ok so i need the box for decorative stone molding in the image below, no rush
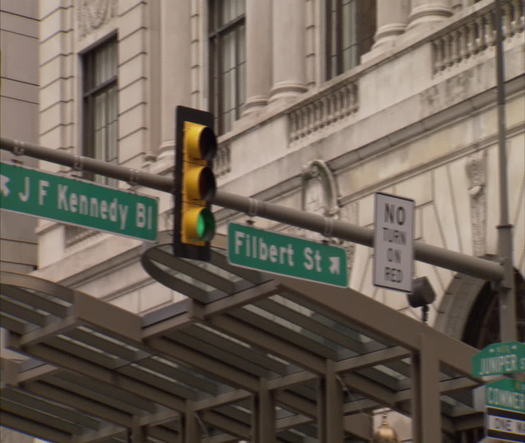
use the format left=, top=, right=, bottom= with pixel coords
left=215, top=142, right=231, bottom=177
left=78, top=0, right=118, bottom=38
left=301, top=160, right=340, bottom=219
left=431, top=0, right=524, bottom=74
left=299, top=160, right=356, bottom=271
left=466, top=150, right=487, bottom=257
left=288, top=80, right=358, bottom=142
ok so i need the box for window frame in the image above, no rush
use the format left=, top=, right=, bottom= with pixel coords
left=81, top=34, right=119, bottom=183
left=208, top=1, right=246, bottom=135
left=325, top=0, right=376, bottom=80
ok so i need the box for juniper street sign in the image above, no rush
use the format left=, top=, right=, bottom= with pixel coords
left=228, top=223, right=348, bottom=287
left=472, top=342, right=525, bottom=378
left=0, top=162, right=158, bottom=241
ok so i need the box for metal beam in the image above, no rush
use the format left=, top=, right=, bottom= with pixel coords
left=0, top=411, right=71, bottom=443
left=146, top=336, right=260, bottom=392
left=0, top=137, right=504, bottom=281
left=201, top=410, right=251, bottom=439
left=8, top=333, right=187, bottom=411
left=25, top=381, right=132, bottom=427
left=275, top=277, right=479, bottom=377
left=210, top=314, right=326, bottom=374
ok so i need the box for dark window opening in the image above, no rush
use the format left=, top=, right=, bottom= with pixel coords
left=326, top=0, right=377, bottom=79
left=209, top=0, right=246, bottom=135
left=82, top=36, right=118, bottom=185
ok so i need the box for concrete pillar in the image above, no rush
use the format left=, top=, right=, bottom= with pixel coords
left=269, top=0, right=307, bottom=102
left=408, top=0, right=452, bottom=29
left=243, top=0, right=272, bottom=115
left=373, top=0, right=410, bottom=49
left=158, top=0, right=191, bottom=160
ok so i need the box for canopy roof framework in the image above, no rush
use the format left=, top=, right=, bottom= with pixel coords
left=0, top=234, right=483, bottom=443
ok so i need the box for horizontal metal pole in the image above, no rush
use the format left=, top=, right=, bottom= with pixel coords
left=1, top=137, right=504, bottom=281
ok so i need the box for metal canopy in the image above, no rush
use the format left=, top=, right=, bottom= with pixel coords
left=0, top=232, right=483, bottom=442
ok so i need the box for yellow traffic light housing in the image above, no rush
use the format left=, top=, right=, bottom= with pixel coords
left=174, top=106, right=217, bottom=260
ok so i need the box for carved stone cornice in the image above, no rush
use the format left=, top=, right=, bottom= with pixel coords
left=78, top=0, right=118, bottom=38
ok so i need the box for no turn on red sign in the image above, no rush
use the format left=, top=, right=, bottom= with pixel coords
left=373, top=192, right=415, bottom=293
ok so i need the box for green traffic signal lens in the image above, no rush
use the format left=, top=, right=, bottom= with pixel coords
left=196, top=208, right=215, bottom=241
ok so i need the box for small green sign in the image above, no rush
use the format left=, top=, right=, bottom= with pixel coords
left=0, top=162, right=158, bottom=241
left=472, top=342, right=525, bottom=377
left=486, top=378, right=525, bottom=414
left=228, top=223, right=348, bottom=287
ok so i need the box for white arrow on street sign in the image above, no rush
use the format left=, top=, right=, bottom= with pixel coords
left=329, top=256, right=341, bottom=275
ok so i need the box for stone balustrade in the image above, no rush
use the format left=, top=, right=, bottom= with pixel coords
left=288, top=80, right=359, bottom=142
left=432, top=0, right=524, bottom=73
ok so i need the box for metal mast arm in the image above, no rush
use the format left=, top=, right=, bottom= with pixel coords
left=1, top=137, right=503, bottom=281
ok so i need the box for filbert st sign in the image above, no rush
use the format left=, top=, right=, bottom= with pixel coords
left=0, top=162, right=158, bottom=241
left=228, top=223, right=348, bottom=287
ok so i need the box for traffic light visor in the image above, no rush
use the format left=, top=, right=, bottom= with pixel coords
left=185, top=123, right=217, bottom=161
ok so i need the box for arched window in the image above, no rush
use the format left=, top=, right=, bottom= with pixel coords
left=462, top=272, right=525, bottom=347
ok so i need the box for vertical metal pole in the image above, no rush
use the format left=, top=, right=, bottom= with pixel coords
left=411, top=333, right=441, bottom=443
left=325, top=360, right=344, bottom=443
left=252, top=379, right=276, bottom=443
left=128, top=419, right=146, bottom=443
left=317, top=375, right=327, bottom=442
left=494, top=0, right=517, bottom=342
left=183, top=402, right=200, bottom=443
left=317, top=361, right=343, bottom=443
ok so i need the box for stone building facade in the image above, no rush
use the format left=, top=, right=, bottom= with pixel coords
left=0, top=1, right=39, bottom=441
left=7, top=0, right=525, bottom=440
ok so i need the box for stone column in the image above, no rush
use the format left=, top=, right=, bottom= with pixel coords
left=243, top=0, right=272, bottom=115
left=373, top=0, right=410, bottom=49
left=408, top=0, right=452, bottom=29
left=158, top=0, right=191, bottom=160
left=269, top=0, right=307, bottom=102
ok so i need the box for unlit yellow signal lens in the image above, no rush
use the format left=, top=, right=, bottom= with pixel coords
left=185, top=165, right=216, bottom=201
left=185, top=122, right=217, bottom=161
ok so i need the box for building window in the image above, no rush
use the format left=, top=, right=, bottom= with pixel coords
left=209, top=0, right=246, bottom=134
left=82, top=36, right=118, bottom=184
left=326, top=0, right=376, bottom=79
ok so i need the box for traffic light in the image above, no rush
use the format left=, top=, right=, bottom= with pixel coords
left=173, top=106, right=217, bottom=261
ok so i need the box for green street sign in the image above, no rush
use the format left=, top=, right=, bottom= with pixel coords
left=486, top=378, right=525, bottom=414
left=472, top=342, right=525, bottom=377
left=0, top=162, right=158, bottom=241
left=228, top=223, right=348, bottom=287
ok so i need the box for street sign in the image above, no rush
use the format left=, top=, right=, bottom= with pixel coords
left=0, top=162, right=158, bottom=241
left=228, top=223, right=348, bottom=287
left=472, top=342, right=525, bottom=377
left=486, top=406, right=525, bottom=442
left=485, top=379, right=525, bottom=441
left=373, top=192, right=414, bottom=292
left=485, top=378, right=525, bottom=414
